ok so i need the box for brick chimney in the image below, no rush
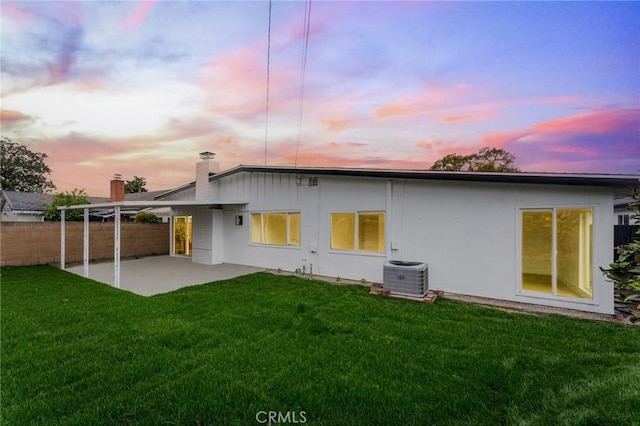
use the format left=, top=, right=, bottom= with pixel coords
left=196, top=152, right=220, bottom=201
left=110, top=174, right=125, bottom=202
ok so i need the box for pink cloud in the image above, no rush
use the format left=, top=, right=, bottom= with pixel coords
left=531, top=108, right=637, bottom=134
left=436, top=110, right=497, bottom=123
left=201, top=43, right=299, bottom=119
left=215, top=136, right=235, bottom=147
left=1, top=2, right=34, bottom=25
left=375, top=83, right=474, bottom=119
left=322, top=118, right=353, bottom=132
left=276, top=8, right=326, bottom=45
left=32, top=134, right=199, bottom=195
left=123, top=0, right=158, bottom=30
left=547, top=146, right=598, bottom=156
left=327, top=142, right=368, bottom=150
left=477, top=107, right=640, bottom=173
left=0, top=109, right=30, bottom=123
left=480, top=131, right=530, bottom=149
left=47, top=56, right=73, bottom=84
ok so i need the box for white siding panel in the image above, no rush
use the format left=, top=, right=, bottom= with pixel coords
left=207, top=169, right=615, bottom=314
left=191, top=208, right=214, bottom=265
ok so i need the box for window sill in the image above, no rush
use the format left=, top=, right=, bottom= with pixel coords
left=327, top=250, right=386, bottom=258
left=249, top=244, right=302, bottom=250
left=516, top=291, right=597, bottom=306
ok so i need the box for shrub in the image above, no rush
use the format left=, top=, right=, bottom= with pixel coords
left=134, top=212, right=161, bottom=223
left=601, top=188, right=640, bottom=321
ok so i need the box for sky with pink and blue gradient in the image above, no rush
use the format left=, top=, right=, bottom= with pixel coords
left=2, top=1, right=639, bottom=195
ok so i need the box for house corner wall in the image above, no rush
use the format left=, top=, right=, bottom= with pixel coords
left=190, top=208, right=224, bottom=265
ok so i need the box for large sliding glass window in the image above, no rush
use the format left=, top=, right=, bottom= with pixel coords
left=251, top=212, right=300, bottom=247
left=331, top=212, right=385, bottom=253
left=521, top=208, right=593, bottom=299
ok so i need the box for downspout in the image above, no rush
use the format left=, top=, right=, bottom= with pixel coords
left=386, top=180, right=393, bottom=260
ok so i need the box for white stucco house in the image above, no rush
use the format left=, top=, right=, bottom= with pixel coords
left=60, top=153, right=638, bottom=315
left=142, top=153, right=636, bottom=315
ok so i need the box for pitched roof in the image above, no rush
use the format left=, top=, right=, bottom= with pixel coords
left=157, top=165, right=640, bottom=199
left=123, top=190, right=165, bottom=202
left=1, top=191, right=54, bottom=212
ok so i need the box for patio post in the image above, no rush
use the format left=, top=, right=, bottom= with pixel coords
left=114, top=206, right=121, bottom=288
left=83, top=208, right=89, bottom=278
left=60, top=209, right=65, bottom=270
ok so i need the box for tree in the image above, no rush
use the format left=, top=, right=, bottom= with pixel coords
left=43, top=189, right=89, bottom=221
left=134, top=212, right=160, bottom=223
left=430, top=147, right=520, bottom=172
left=125, top=176, right=148, bottom=193
left=0, top=136, right=56, bottom=192
left=601, top=188, right=640, bottom=322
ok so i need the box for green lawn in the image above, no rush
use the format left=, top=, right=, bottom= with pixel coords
left=1, top=266, right=639, bottom=425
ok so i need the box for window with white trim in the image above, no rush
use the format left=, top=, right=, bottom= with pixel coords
left=330, top=211, right=385, bottom=253
left=521, top=208, right=593, bottom=299
left=251, top=212, right=300, bottom=246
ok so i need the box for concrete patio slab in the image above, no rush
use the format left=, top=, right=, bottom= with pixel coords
left=66, top=256, right=264, bottom=296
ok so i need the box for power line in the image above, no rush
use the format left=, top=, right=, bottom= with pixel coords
left=294, top=0, right=312, bottom=168
left=264, top=0, right=272, bottom=166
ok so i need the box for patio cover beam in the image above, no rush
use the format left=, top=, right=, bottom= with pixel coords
left=60, top=209, right=65, bottom=270
left=84, top=208, right=89, bottom=278
left=56, top=200, right=248, bottom=210
left=114, top=206, right=120, bottom=288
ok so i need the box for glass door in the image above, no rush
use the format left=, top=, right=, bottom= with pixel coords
left=173, top=216, right=192, bottom=256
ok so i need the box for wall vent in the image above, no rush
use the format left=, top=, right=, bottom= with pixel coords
left=308, top=176, right=318, bottom=186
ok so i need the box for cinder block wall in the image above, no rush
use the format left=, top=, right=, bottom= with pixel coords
left=1, top=222, right=170, bottom=266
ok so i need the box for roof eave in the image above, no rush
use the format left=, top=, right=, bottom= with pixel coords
left=57, top=200, right=249, bottom=210
left=209, top=165, right=640, bottom=188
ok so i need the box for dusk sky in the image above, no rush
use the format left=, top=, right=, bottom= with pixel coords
left=2, top=1, right=639, bottom=196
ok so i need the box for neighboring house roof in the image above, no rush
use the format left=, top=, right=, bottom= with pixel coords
left=1, top=190, right=166, bottom=216
left=124, top=190, right=165, bottom=202
left=614, top=196, right=635, bottom=210
left=1, top=191, right=55, bottom=214
left=156, top=165, right=640, bottom=199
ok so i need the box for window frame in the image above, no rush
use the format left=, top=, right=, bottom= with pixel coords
left=250, top=212, right=301, bottom=247
left=330, top=211, right=386, bottom=254
left=517, top=205, right=595, bottom=303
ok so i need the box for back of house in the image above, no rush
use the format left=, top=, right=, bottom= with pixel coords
left=155, top=154, right=638, bottom=315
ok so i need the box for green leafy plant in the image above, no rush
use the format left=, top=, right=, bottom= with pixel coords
left=601, top=188, right=640, bottom=321
left=429, top=147, right=520, bottom=172
left=134, top=212, right=161, bottom=223
left=125, top=176, right=148, bottom=193
left=0, top=136, right=56, bottom=193
left=43, top=189, right=89, bottom=221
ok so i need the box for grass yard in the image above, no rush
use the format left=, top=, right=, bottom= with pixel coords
left=2, top=266, right=639, bottom=425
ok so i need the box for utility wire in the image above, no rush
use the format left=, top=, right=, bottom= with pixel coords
left=264, top=0, right=272, bottom=166
left=294, top=0, right=312, bottom=168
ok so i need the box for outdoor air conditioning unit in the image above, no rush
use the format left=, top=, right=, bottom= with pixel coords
left=383, top=261, right=428, bottom=297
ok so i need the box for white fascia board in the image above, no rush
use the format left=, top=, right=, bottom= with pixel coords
left=57, top=200, right=248, bottom=210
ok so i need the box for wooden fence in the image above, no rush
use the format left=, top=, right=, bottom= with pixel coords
left=1, top=222, right=169, bottom=267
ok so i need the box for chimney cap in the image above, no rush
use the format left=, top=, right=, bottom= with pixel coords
left=199, top=151, right=216, bottom=160
left=113, top=173, right=122, bottom=180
